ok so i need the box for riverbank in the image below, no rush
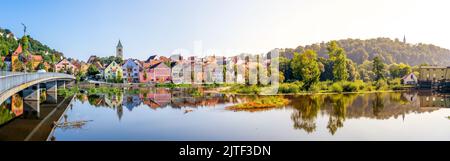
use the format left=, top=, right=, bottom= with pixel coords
left=69, top=81, right=416, bottom=97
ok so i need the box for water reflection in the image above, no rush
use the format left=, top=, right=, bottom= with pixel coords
left=1, top=91, right=71, bottom=141
left=0, top=94, right=23, bottom=125
left=64, top=88, right=450, bottom=138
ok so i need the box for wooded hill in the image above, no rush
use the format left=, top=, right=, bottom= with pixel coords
left=280, top=37, right=450, bottom=66
left=0, top=27, right=63, bottom=58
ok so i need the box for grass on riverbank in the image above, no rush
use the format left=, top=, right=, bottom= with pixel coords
left=226, top=96, right=290, bottom=110
left=222, top=79, right=412, bottom=95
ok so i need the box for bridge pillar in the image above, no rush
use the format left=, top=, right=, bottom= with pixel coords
left=24, top=100, right=40, bottom=118
left=23, top=84, right=40, bottom=102
left=23, top=84, right=41, bottom=117
left=46, top=81, right=58, bottom=103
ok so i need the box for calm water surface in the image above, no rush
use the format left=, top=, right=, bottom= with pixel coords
left=50, top=89, right=450, bottom=141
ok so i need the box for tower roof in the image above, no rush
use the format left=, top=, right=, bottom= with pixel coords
left=117, top=40, right=123, bottom=48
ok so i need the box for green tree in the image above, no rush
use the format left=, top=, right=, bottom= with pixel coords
left=279, top=57, right=292, bottom=81
left=346, top=59, right=359, bottom=81
left=13, top=59, right=24, bottom=72
left=20, top=36, right=29, bottom=50
left=388, top=63, right=412, bottom=78
left=332, top=49, right=348, bottom=81
left=291, top=50, right=321, bottom=89
left=37, top=62, right=45, bottom=70
left=26, top=61, right=34, bottom=72
left=372, top=56, right=385, bottom=81
left=0, top=44, right=8, bottom=56
left=87, top=65, right=100, bottom=77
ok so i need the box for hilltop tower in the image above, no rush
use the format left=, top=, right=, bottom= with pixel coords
left=403, top=35, right=406, bottom=44
left=116, top=40, right=123, bottom=60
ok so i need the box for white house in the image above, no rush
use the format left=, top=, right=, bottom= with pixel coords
left=401, top=73, right=418, bottom=85
left=122, top=59, right=141, bottom=83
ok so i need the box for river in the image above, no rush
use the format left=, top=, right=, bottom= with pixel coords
left=42, top=88, right=450, bottom=141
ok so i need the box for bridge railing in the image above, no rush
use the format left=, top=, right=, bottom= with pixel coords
left=0, top=71, right=75, bottom=94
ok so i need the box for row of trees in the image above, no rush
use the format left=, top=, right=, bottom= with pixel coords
left=280, top=41, right=416, bottom=90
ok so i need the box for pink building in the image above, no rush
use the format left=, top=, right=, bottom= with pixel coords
left=55, top=59, right=78, bottom=74
left=139, top=62, right=171, bottom=83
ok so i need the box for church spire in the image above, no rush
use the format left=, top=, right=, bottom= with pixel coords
left=117, top=39, right=123, bottom=48
left=403, top=35, right=406, bottom=44
left=116, top=39, right=123, bottom=60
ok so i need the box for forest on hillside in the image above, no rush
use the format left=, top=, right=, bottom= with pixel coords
left=280, top=38, right=450, bottom=66
left=0, top=27, right=64, bottom=59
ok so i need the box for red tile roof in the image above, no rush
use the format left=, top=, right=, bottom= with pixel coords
left=12, top=44, right=23, bottom=56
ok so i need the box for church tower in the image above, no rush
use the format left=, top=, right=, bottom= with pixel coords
left=116, top=40, right=123, bottom=60
left=403, top=35, right=406, bottom=44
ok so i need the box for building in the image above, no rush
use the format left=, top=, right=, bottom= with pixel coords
left=11, top=44, right=43, bottom=71
left=401, top=73, right=418, bottom=85
left=146, top=62, right=171, bottom=83
left=122, top=58, right=141, bottom=83
left=93, top=61, right=105, bottom=80
left=104, top=61, right=123, bottom=82
left=116, top=40, right=123, bottom=60
left=418, top=66, right=448, bottom=83
left=87, top=55, right=99, bottom=64
left=55, top=59, right=77, bottom=74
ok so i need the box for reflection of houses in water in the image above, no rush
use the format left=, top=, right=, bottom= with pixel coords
left=170, top=92, right=228, bottom=108
left=418, top=91, right=450, bottom=108
left=0, top=94, right=24, bottom=125
left=139, top=89, right=171, bottom=109
left=104, top=93, right=123, bottom=108
left=11, top=94, right=24, bottom=117
left=122, top=94, right=142, bottom=111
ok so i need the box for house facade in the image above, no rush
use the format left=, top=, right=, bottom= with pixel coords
left=122, top=59, right=141, bottom=83
left=401, top=73, right=418, bottom=85
left=104, top=61, right=123, bottom=82
left=11, top=44, right=43, bottom=72
left=139, top=62, right=171, bottom=83
left=55, top=59, right=77, bottom=74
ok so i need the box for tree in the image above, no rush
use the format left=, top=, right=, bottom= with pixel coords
left=326, top=41, right=349, bottom=81
left=388, top=63, right=412, bottom=78
left=0, top=44, right=8, bottom=56
left=20, top=36, right=29, bottom=50
left=37, top=62, right=45, bottom=70
left=372, top=56, right=385, bottom=81
left=116, top=70, right=123, bottom=83
left=291, top=50, right=321, bottom=89
left=279, top=57, right=292, bottom=81
left=87, top=65, right=100, bottom=77
left=0, top=59, right=4, bottom=70
left=346, top=59, right=359, bottom=81
left=318, top=57, right=333, bottom=81
left=143, top=70, right=148, bottom=80
left=332, top=49, right=348, bottom=81
left=26, top=61, right=34, bottom=72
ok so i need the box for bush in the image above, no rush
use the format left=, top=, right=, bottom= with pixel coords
left=309, top=83, right=321, bottom=93
left=292, top=81, right=305, bottom=90
left=330, top=82, right=343, bottom=93
left=278, top=83, right=301, bottom=93
left=374, top=80, right=389, bottom=90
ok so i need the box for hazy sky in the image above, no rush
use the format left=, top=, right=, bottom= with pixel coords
left=0, top=0, right=449, bottom=61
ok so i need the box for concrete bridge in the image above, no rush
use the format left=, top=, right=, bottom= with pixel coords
left=0, top=71, right=75, bottom=105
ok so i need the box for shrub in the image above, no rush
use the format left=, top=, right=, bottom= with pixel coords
left=292, top=81, right=305, bottom=90
left=375, top=80, right=389, bottom=90
left=309, top=83, right=321, bottom=93
left=278, top=83, right=300, bottom=93
left=330, top=82, right=343, bottom=93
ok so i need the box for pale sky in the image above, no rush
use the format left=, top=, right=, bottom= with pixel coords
left=0, top=0, right=449, bottom=61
